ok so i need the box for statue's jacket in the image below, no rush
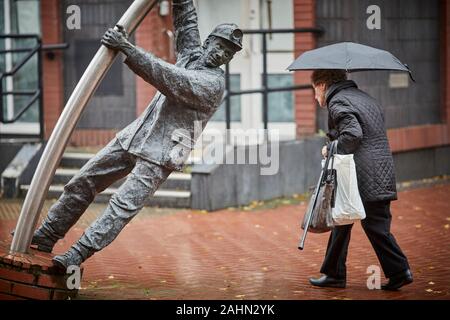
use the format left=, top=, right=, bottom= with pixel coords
left=116, top=0, right=225, bottom=171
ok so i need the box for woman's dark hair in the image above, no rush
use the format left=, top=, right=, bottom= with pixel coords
left=311, top=69, right=347, bottom=88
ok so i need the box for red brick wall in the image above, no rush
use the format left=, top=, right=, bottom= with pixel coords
left=40, top=0, right=64, bottom=139
left=293, top=0, right=317, bottom=138
left=387, top=124, right=449, bottom=152
left=68, top=129, right=117, bottom=148
left=0, top=243, right=79, bottom=300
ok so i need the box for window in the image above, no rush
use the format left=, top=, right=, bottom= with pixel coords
left=1, top=0, right=41, bottom=123
left=211, top=74, right=241, bottom=122
left=261, top=0, right=294, bottom=52
left=267, top=74, right=294, bottom=122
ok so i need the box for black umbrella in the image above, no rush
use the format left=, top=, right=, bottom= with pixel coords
left=287, top=42, right=414, bottom=81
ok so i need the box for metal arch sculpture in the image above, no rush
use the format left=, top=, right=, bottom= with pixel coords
left=10, top=0, right=160, bottom=254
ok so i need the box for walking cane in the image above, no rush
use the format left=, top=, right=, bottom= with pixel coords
left=298, top=141, right=337, bottom=250
left=298, top=169, right=325, bottom=250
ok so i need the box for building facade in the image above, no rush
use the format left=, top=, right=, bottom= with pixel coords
left=1, top=0, right=449, bottom=156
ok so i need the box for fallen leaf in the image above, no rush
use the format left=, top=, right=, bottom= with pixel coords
left=402, top=182, right=411, bottom=187
left=108, top=275, right=114, bottom=279
left=235, top=294, right=245, bottom=298
left=415, top=224, right=422, bottom=229
left=428, top=281, right=435, bottom=285
left=425, top=289, right=433, bottom=293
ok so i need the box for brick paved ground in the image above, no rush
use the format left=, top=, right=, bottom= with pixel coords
left=0, top=184, right=449, bottom=300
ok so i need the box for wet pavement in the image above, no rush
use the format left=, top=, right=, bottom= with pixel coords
left=0, top=183, right=449, bottom=300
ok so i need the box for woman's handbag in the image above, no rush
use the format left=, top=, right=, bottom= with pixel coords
left=301, top=175, right=335, bottom=233
left=299, top=141, right=338, bottom=249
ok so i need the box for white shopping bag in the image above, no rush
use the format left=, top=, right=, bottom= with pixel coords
left=329, top=154, right=366, bottom=225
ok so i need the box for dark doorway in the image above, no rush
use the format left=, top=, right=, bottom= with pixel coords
left=62, top=0, right=136, bottom=129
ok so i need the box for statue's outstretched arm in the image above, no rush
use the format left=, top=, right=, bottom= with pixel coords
left=124, top=46, right=224, bottom=111
left=172, top=0, right=202, bottom=58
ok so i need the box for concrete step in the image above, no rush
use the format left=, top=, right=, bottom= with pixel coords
left=59, top=152, right=92, bottom=168
left=20, top=184, right=191, bottom=208
left=52, top=168, right=191, bottom=191
left=35, top=151, right=196, bottom=208
left=60, top=152, right=200, bottom=168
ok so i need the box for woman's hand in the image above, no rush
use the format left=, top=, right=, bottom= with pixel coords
left=321, top=145, right=328, bottom=158
left=101, top=24, right=129, bottom=51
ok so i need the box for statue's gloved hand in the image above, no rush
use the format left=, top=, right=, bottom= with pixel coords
left=101, top=24, right=129, bottom=51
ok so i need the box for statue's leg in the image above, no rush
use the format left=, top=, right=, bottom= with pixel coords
left=53, top=158, right=172, bottom=268
left=35, top=138, right=136, bottom=252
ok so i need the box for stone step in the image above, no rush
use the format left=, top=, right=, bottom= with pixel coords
left=59, top=152, right=92, bottom=168
left=52, top=168, right=191, bottom=191
left=20, top=185, right=191, bottom=208
left=60, top=152, right=201, bottom=168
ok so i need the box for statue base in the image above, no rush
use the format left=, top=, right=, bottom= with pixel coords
left=0, top=241, right=81, bottom=300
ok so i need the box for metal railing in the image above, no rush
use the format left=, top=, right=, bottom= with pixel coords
left=0, top=34, right=68, bottom=140
left=223, top=27, right=324, bottom=131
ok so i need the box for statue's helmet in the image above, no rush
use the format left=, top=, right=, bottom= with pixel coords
left=208, top=23, right=243, bottom=52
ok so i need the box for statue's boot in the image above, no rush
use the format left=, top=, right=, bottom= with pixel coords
left=52, top=242, right=94, bottom=270
left=10, top=228, right=57, bottom=253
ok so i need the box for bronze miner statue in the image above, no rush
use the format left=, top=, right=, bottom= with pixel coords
left=26, top=0, right=242, bottom=269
